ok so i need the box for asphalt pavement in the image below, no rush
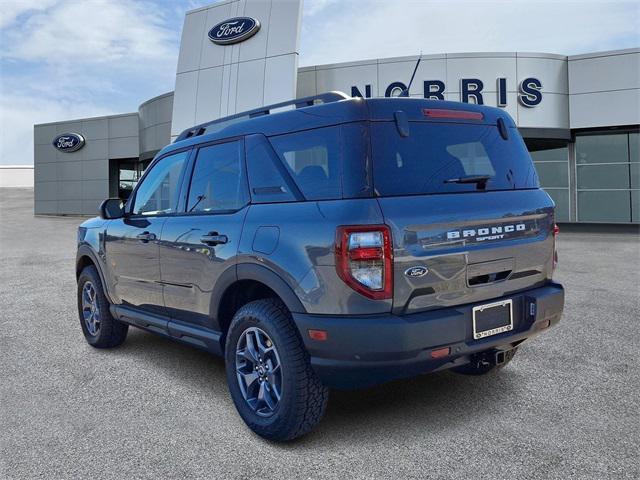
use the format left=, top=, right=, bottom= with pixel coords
left=1, top=188, right=638, bottom=479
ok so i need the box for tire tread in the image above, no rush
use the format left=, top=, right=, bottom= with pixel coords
left=226, top=298, right=328, bottom=441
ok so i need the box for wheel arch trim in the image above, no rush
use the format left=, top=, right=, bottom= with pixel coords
left=76, top=245, right=115, bottom=304
left=234, top=263, right=306, bottom=314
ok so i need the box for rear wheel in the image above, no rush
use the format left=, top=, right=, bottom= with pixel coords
left=77, top=266, right=128, bottom=348
left=452, top=348, right=518, bottom=375
left=225, top=298, right=328, bottom=441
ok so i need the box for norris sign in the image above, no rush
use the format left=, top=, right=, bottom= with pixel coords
left=351, top=77, right=543, bottom=107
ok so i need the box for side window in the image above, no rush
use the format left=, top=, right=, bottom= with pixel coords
left=269, top=126, right=342, bottom=201
left=186, top=140, right=249, bottom=213
left=133, top=151, right=189, bottom=216
left=246, top=134, right=297, bottom=203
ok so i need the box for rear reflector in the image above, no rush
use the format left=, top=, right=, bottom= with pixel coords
left=430, top=347, right=451, bottom=359
left=349, top=247, right=383, bottom=261
left=423, top=108, right=484, bottom=120
left=552, top=223, right=560, bottom=272
left=308, top=329, right=328, bottom=341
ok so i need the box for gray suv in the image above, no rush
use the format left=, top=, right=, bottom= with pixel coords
left=76, top=92, right=564, bottom=441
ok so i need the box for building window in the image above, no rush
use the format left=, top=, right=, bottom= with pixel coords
left=114, top=159, right=151, bottom=200
left=118, top=161, right=141, bottom=200
left=575, top=132, right=638, bottom=223
left=630, top=133, right=639, bottom=222
left=528, top=142, right=570, bottom=222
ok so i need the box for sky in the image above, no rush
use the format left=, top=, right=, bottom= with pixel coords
left=0, top=0, right=638, bottom=166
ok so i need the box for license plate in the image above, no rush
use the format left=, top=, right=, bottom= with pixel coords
left=472, top=299, right=513, bottom=340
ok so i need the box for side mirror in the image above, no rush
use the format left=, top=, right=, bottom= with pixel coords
left=99, top=198, right=125, bottom=219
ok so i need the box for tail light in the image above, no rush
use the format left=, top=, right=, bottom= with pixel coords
left=552, top=223, right=560, bottom=272
left=335, top=225, right=393, bottom=300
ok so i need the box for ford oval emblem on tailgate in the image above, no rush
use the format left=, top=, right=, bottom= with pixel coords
left=405, top=266, right=428, bottom=277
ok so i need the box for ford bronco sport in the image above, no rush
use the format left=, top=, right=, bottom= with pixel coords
left=76, top=92, right=564, bottom=441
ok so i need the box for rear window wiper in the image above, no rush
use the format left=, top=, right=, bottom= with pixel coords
left=444, top=175, right=492, bottom=186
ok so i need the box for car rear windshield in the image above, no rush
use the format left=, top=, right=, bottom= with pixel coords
left=371, top=122, right=539, bottom=196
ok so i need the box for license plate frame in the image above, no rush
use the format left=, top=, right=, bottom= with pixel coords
left=472, top=299, right=513, bottom=340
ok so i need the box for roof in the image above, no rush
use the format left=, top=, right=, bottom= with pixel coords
left=160, top=95, right=517, bottom=157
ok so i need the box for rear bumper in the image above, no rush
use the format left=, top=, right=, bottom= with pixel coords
left=292, top=282, right=564, bottom=389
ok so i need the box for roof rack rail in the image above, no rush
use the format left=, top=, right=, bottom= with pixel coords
left=174, top=91, right=351, bottom=143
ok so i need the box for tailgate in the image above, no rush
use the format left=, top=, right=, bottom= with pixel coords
left=378, top=189, right=555, bottom=315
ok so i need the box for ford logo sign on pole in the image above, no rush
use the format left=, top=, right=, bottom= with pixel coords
left=208, top=17, right=260, bottom=45
left=52, top=133, right=85, bottom=153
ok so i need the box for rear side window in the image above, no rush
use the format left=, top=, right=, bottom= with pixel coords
left=186, top=141, right=249, bottom=213
left=371, top=122, right=539, bottom=196
left=268, top=124, right=370, bottom=201
left=245, top=134, right=297, bottom=203
left=270, top=126, right=341, bottom=200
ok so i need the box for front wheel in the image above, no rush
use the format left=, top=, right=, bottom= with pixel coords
left=77, top=265, right=128, bottom=348
left=225, top=299, right=328, bottom=441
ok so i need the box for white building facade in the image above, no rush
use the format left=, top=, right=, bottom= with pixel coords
left=33, top=0, right=639, bottom=223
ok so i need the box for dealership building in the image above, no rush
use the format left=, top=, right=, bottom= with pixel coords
left=34, top=0, right=639, bottom=223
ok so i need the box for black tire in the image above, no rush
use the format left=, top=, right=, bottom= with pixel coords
left=77, top=265, right=128, bottom=348
left=452, top=348, right=518, bottom=375
left=225, top=298, right=328, bottom=441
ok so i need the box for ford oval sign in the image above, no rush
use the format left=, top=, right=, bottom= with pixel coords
left=208, top=17, right=260, bottom=45
left=52, top=133, right=85, bottom=153
left=404, top=266, right=428, bottom=278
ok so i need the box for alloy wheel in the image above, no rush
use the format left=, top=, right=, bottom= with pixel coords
left=81, top=281, right=101, bottom=336
left=235, top=327, right=283, bottom=417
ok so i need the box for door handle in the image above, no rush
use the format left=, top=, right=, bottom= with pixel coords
left=200, top=232, right=228, bottom=246
left=136, top=231, right=156, bottom=242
